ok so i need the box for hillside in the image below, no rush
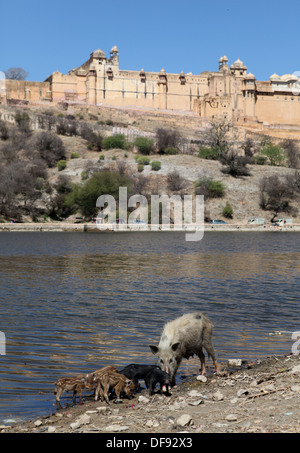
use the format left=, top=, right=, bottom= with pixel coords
left=0, top=103, right=300, bottom=224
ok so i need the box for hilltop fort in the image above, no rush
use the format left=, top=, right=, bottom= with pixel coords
left=1, top=46, right=300, bottom=126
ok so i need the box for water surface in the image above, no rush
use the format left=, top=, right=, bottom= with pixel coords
left=0, top=231, right=299, bottom=424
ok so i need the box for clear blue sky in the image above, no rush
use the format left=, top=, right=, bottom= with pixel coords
left=1, top=0, right=300, bottom=82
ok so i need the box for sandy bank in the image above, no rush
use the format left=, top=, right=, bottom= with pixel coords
left=0, top=222, right=300, bottom=233
left=2, top=353, right=300, bottom=434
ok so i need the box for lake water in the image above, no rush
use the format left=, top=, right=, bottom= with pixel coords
left=0, top=231, right=299, bottom=425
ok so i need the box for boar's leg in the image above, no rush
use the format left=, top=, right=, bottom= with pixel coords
left=94, top=381, right=101, bottom=401
left=55, top=386, right=63, bottom=402
left=73, top=384, right=83, bottom=403
left=199, top=347, right=206, bottom=375
left=101, top=382, right=111, bottom=405
left=113, top=383, right=123, bottom=403
left=202, top=341, right=221, bottom=374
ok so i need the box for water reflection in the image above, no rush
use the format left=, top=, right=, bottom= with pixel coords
left=0, top=231, right=299, bottom=423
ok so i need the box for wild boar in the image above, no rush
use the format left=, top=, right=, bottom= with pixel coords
left=84, top=365, right=119, bottom=390
left=93, top=370, right=135, bottom=404
left=144, top=368, right=171, bottom=396
left=149, top=312, right=220, bottom=385
left=54, top=375, right=86, bottom=404
left=119, top=364, right=160, bottom=392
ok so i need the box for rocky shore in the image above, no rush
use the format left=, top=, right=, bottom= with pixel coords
left=2, top=353, right=300, bottom=434
left=0, top=222, right=299, bottom=233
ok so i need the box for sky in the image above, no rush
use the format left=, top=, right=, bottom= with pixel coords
left=1, top=0, right=300, bottom=83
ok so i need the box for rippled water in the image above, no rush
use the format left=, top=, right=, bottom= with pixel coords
left=0, top=231, right=299, bottom=424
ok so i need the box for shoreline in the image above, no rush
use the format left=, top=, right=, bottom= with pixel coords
left=2, top=352, right=300, bottom=434
left=0, top=222, right=299, bottom=233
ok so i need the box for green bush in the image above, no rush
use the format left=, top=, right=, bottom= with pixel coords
left=81, top=171, right=88, bottom=181
left=261, top=145, right=285, bottom=166
left=64, top=170, right=131, bottom=217
left=133, top=136, right=154, bottom=155
left=71, top=152, right=79, bottom=159
left=163, top=147, right=178, bottom=155
left=198, top=147, right=221, bottom=160
left=254, top=154, right=268, bottom=165
left=57, top=160, right=67, bottom=171
left=102, top=134, right=128, bottom=150
left=136, top=156, right=150, bottom=165
left=195, top=177, right=225, bottom=199
left=151, top=160, right=161, bottom=171
left=99, top=154, right=105, bottom=160
left=137, top=164, right=144, bottom=172
left=222, top=201, right=233, bottom=219
left=207, top=180, right=225, bottom=198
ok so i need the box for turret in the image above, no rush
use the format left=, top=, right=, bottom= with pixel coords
left=230, top=58, right=247, bottom=76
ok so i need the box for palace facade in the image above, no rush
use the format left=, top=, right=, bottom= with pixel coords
left=2, top=46, right=300, bottom=125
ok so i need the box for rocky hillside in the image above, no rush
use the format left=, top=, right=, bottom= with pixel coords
left=1, top=103, right=300, bottom=224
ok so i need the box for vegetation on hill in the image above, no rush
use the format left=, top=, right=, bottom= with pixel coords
left=0, top=109, right=300, bottom=223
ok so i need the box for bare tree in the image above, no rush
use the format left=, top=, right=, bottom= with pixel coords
left=201, top=118, right=235, bottom=151
left=241, top=137, right=259, bottom=159
left=155, top=128, right=182, bottom=153
left=259, top=174, right=296, bottom=222
left=29, top=131, right=66, bottom=167
left=281, top=139, right=300, bottom=169
left=220, top=150, right=251, bottom=177
left=4, top=67, right=28, bottom=80
left=201, top=118, right=251, bottom=177
left=167, top=170, right=187, bottom=192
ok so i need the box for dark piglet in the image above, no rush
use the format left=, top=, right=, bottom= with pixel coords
left=119, top=364, right=160, bottom=392
left=144, top=368, right=171, bottom=396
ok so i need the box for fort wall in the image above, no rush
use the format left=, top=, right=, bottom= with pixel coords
left=1, top=47, right=300, bottom=126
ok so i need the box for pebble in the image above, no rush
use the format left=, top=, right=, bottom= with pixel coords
left=291, top=365, right=300, bottom=374
left=225, top=414, right=238, bottom=422
left=97, top=406, right=110, bottom=414
left=138, top=395, right=150, bottom=404
left=196, top=375, right=207, bottom=383
left=291, top=385, right=300, bottom=392
left=76, top=413, right=91, bottom=426
left=34, top=420, right=43, bottom=427
left=228, top=359, right=243, bottom=367
left=188, top=390, right=204, bottom=398
left=176, top=414, right=193, bottom=427
left=171, top=400, right=188, bottom=410
left=237, top=388, right=249, bottom=397
left=48, top=426, right=56, bottom=433
left=188, top=399, right=203, bottom=406
left=145, top=419, right=159, bottom=428
left=212, top=391, right=224, bottom=401
left=70, top=422, right=80, bottom=430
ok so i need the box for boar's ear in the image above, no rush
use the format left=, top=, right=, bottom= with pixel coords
left=171, top=342, right=180, bottom=352
left=149, top=345, right=159, bottom=355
